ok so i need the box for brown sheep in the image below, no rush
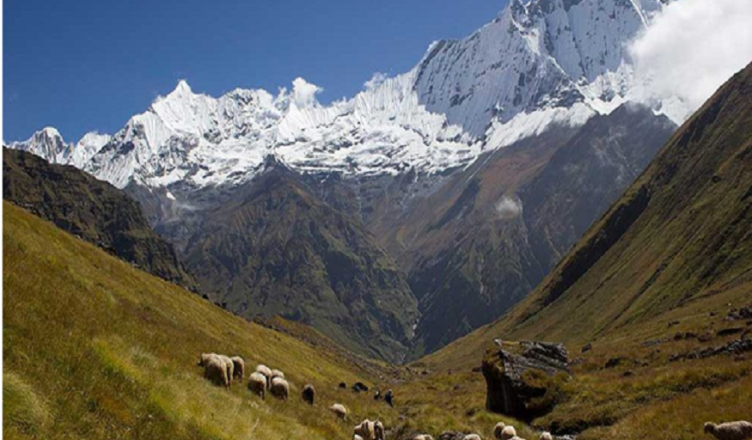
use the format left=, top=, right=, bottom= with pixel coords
left=270, top=377, right=290, bottom=400
left=231, top=356, right=245, bottom=381
left=705, top=422, right=752, bottom=440
left=248, top=372, right=267, bottom=399
left=302, top=384, right=315, bottom=405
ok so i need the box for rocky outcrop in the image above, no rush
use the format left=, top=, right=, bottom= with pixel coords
left=482, top=341, right=570, bottom=421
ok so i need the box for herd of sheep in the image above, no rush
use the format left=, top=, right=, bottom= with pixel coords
left=196, top=353, right=752, bottom=440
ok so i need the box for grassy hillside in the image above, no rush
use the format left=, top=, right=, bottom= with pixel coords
left=3, top=148, right=196, bottom=290
left=3, top=201, right=537, bottom=440
left=414, top=63, right=752, bottom=439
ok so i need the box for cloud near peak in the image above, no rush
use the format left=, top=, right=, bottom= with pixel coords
left=628, top=0, right=752, bottom=123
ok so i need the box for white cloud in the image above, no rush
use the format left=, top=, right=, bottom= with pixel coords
left=291, top=77, right=322, bottom=108
left=495, top=195, right=523, bottom=219
left=628, top=0, right=752, bottom=122
left=364, top=72, right=388, bottom=90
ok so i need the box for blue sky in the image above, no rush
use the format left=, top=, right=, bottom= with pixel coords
left=3, top=0, right=506, bottom=142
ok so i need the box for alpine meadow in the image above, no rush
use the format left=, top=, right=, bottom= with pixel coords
left=3, top=0, right=752, bottom=439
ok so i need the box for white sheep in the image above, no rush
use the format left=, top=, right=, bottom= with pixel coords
left=230, top=356, right=245, bottom=381
left=271, top=369, right=285, bottom=380
left=330, top=403, right=348, bottom=420
left=270, top=376, right=289, bottom=400
left=248, top=372, right=267, bottom=399
left=202, top=355, right=229, bottom=389
left=354, top=419, right=375, bottom=440
left=494, top=423, right=506, bottom=439
left=539, top=432, right=553, bottom=440
left=500, top=426, right=517, bottom=440
left=705, top=421, right=752, bottom=440
left=354, top=436, right=364, bottom=440
left=374, top=420, right=385, bottom=440
left=256, top=364, right=272, bottom=387
left=464, top=434, right=482, bottom=440
left=217, top=354, right=234, bottom=388
left=413, top=435, right=434, bottom=440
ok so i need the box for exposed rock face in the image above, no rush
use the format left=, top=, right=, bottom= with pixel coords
left=482, top=341, right=570, bottom=420
left=179, top=164, right=419, bottom=363
left=2, top=148, right=197, bottom=290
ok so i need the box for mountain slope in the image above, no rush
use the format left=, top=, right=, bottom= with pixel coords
left=3, top=201, right=543, bottom=440
left=2, top=201, right=388, bottom=440
left=5, top=0, right=678, bottom=361
left=405, top=105, right=674, bottom=357
left=3, top=148, right=196, bottom=290
left=181, top=164, right=419, bottom=363
left=425, top=61, right=752, bottom=370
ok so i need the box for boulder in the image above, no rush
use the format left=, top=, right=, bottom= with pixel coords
left=482, top=340, right=570, bottom=421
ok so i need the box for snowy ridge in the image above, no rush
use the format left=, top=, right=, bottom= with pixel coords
left=8, top=127, right=111, bottom=169
left=8, top=0, right=671, bottom=190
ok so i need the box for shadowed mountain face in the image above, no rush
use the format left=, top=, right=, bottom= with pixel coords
left=137, top=105, right=673, bottom=362
left=2, top=148, right=197, bottom=290
left=427, top=62, right=752, bottom=368
left=179, top=165, right=419, bottom=364
left=402, top=105, right=676, bottom=357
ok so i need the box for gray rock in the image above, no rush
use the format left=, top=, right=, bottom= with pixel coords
left=482, top=340, right=570, bottom=420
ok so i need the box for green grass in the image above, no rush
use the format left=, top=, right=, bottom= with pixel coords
left=7, top=195, right=750, bottom=440
left=3, top=201, right=398, bottom=440
left=3, top=202, right=534, bottom=440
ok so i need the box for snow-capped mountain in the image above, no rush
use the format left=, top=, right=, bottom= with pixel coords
left=9, top=127, right=111, bottom=169
left=9, top=0, right=671, bottom=191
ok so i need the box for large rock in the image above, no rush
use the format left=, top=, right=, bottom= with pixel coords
left=482, top=340, right=570, bottom=421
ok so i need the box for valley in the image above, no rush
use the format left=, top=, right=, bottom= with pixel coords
left=4, top=1, right=752, bottom=439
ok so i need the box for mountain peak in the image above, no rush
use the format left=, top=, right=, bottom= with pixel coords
left=37, top=126, right=62, bottom=140
left=174, top=79, right=192, bottom=94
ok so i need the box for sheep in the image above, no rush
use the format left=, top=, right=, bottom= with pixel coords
left=374, top=420, right=385, bottom=440
left=230, top=356, right=245, bottom=381
left=256, top=364, right=272, bottom=387
left=271, top=369, right=285, bottom=381
left=354, top=419, right=375, bottom=440
left=270, top=377, right=290, bottom=400
left=203, top=355, right=229, bottom=389
left=464, top=435, right=482, bottom=440
left=302, top=384, right=315, bottom=405
left=539, top=432, right=553, bottom=440
left=354, top=436, right=364, bottom=440
left=494, top=423, right=506, bottom=439
left=705, top=421, right=752, bottom=440
left=330, top=403, right=348, bottom=420
left=413, top=435, right=434, bottom=440
left=384, top=389, right=394, bottom=407
left=197, top=353, right=217, bottom=367
left=217, top=354, right=234, bottom=388
left=500, top=426, right=517, bottom=440
left=248, top=372, right=267, bottom=399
